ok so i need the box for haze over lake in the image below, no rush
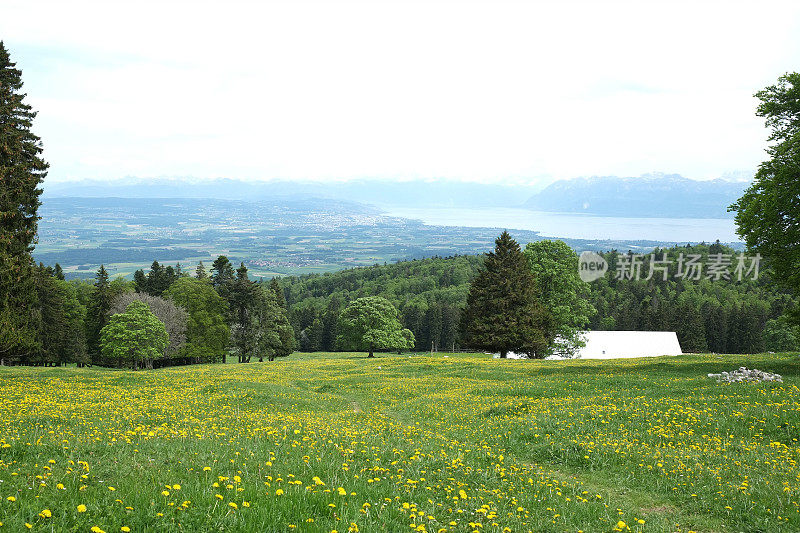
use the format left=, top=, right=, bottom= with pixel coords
left=383, top=207, right=741, bottom=243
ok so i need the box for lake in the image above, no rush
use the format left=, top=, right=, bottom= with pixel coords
left=383, top=207, right=741, bottom=243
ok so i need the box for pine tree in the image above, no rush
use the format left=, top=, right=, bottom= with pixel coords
left=0, top=42, right=48, bottom=363
left=460, top=231, right=551, bottom=358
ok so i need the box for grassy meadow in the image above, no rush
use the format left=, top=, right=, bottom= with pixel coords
left=1, top=352, right=799, bottom=532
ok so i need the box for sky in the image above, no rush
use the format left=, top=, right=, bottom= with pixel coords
left=3, top=0, right=800, bottom=186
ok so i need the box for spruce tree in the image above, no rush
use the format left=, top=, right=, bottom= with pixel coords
left=195, top=261, right=208, bottom=280
left=86, top=265, right=112, bottom=364
left=229, top=263, right=256, bottom=362
left=269, top=277, right=286, bottom=309
left=460, top=231, right=551, bottom=358
left=0, top=42, right=48, bottom=363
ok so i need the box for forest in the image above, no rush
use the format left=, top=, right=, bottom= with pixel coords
left=279, top=242, right=799, bottom=355
left=7, top=237, right=796, bottom=369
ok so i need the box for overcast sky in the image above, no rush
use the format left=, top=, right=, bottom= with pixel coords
left=3, top=0, right=799, bottom=185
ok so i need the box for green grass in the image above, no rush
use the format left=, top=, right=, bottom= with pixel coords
left=1, top=352, right=799, bottom=532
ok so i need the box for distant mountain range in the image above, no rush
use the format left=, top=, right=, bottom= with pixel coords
left=43, top=178, right=541, bottom=209
left=524, top=174, right=751, bottom=219
left=44, top=173, right=752, bottom=219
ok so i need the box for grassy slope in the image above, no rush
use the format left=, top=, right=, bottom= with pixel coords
left=1, top=352, right=798, bottom=532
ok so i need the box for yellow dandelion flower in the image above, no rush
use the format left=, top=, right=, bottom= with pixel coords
left=77, top=504, right=88, bottom=513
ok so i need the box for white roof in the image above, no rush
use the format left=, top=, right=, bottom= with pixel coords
left=498, top=330, right=683, bottom=360
left=576, top=330, right=682, bottom=359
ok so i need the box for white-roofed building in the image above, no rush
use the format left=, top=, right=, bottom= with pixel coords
left=574, top=331, right=682, bottom=359
left=496, top=331, right=683, bottom=359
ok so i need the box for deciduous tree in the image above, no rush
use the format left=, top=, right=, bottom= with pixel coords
left=110, top=292, right=187, bottom=357
left=337, top=296, right=414, bottom=357
left=524, top=240, right=595, bottom=357
left=100, top=301, right=168, bottom=369
left=164, top=277, right=229, bottom=363
left=731, top=72, right=800, bottom=320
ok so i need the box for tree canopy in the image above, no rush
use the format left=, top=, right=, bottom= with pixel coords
left=337, top=296, right=414, bottom=357
left=524, top=240, right=596, bottom=357
left=100, top=300, right=168, bottom=369
left=164, top=277, right=230, bottom=363
left=731, top=72, right=800, bottom=321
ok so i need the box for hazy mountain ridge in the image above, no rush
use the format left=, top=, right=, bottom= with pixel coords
left=43, top=178, right=543, bottom=209
left=524, top=174, right=751, bottom=218
left=45, top=174, right=751, bottom=218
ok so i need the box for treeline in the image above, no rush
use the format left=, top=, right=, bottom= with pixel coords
left=586, top=244, right=797, bottom=353
left=277, top=243, right=800, bottom=354
left=281, top=255, right=482, bottom=352
left=5, top=257, right=294, bottom=368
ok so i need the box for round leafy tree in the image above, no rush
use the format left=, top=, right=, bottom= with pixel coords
left=524, top=240, right=596, bottom=357
left=731, top=72, right=800, bottom=319
left=337, top=296, right=414, bottom=357
left=100, top=300, right=168, bottom=369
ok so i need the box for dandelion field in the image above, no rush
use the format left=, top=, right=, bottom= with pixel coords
left=1, top=353, right=799, bottom=532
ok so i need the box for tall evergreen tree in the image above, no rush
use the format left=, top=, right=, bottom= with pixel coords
left=211, top=255, right=235, bottom=301
left=86, top=265, right=112, bottom=364
left=229, top=263, right=257, bottom=362
left=321, top=296, right=341, bottom=351
left=133, top=269, right=148, bottom=293
left=53, top=263, right=65, bottom=281
left=460, top=231, right=551, bottom=358
left=270, top=277, right=286, bottom=309
left=0, top=42, right=48, bottom=363
left=195, top=261, right=208, bottom=280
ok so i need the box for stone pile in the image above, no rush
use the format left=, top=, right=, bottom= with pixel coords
left=707, top=367, right=783, bottom=383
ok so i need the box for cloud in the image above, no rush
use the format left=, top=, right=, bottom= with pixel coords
left=3, top=0, right=799, bottom=184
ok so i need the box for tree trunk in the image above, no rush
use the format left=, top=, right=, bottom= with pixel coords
left=368, top=343, right=374, bottom=358
left=500, top=350, right=508, bottom=359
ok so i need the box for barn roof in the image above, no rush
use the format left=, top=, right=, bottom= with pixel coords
left=576, top=330, right=682, bottom=359
left=499, top=331, right=683, bottom=359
